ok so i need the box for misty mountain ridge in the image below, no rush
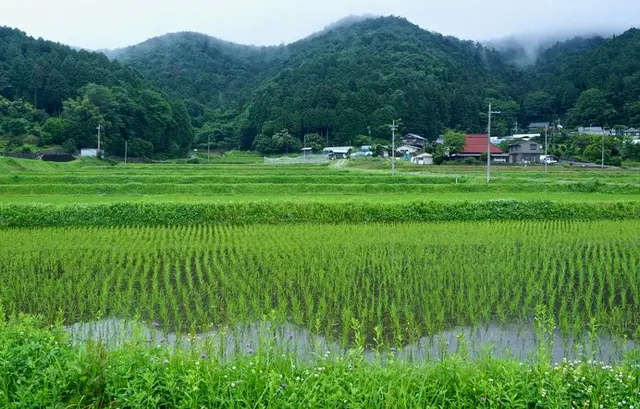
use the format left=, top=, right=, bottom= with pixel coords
left=486, top=29, right=616, bottom=67
left=100, top=15, right=622, bottom=67
left=1, top=15, right=639, bottom=156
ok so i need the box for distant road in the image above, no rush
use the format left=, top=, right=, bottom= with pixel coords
left=559, top=160, right=614, bottom=168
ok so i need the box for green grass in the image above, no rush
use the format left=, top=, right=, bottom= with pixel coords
left=1, top=315, right=639, bottom=408
left=2, top=156, right=639, bottom=406
left=1, top=192, right=639, bottom=204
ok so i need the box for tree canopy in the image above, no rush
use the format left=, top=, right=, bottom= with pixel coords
left=2, top=18, right=640, bottom=158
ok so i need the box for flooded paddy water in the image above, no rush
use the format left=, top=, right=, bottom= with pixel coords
left=66, top=318, right=636, bottom=364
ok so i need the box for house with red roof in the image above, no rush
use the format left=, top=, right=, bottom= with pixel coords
left=454, top=134, right=508, bottom=163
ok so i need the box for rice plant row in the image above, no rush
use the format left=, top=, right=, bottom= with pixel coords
left=1, top=221, right=638, bottom=347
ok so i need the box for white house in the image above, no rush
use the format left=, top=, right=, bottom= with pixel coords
left=396, top=145, right=419, bottom=154
left=410, top=153, right=433, bottom=165
left=80, top=148, right=98, bottom=157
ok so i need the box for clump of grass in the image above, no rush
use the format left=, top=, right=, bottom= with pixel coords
left=1, top=315, right=639, bottom=408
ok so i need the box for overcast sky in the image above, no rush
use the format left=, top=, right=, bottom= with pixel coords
left=1, top=0, right=639, bottom=50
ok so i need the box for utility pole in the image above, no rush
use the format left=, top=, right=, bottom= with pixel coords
left=96, top=124, right=101, bottom=158
left=390, top=120, right=398, bottom=176
left=124, top=140, right=128, bottom=165
left=487, top=103, right=500, bottom=183
left=367, top=126, right=371, bottom=145
left=544, top=126, right=548, bottom=173
left=601, top=127, right=605, bottom=169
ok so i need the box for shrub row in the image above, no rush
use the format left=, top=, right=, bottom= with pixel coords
left=0, top=175, right=462, bottom=185
left=1, top=200, right=639, bottom=228
left=0, top=181, right=639, bottom=195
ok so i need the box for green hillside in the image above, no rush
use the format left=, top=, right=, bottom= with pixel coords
left=2, top=17, right=640, bottom=157
left=0, top=27, right=193, bottom=158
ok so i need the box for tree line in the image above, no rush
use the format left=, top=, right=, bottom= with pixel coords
left=1, top=19, right=640, bottom=158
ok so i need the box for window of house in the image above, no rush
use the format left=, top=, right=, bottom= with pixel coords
left=530, top=144, right=537, bottom=150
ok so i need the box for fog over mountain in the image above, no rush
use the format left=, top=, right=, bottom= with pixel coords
left=486, top=29, right=618, bottom=66
left=2, top=0, right=638, bottom=50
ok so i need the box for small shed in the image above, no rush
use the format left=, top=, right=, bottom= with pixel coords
left=323, top=146, right=353, bottom=159
left=410, top=153, right=433, bottom=165
left=81, top=148, right=98, bottom=157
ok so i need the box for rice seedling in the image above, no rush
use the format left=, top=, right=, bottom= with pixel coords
left=0, top=220, right=638, bottom=353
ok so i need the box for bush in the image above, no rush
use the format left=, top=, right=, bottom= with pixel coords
left=61, top=139, right=77, bottom=155
left=1, top=200, right=638, bottom=228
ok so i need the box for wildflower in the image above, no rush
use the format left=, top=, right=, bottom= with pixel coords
left=146, top=337, right=152, bottom=343
left=162, top=359, right=169, bottom=365
left=152, top=322, right=160, bottom=328
left=288, top=332, right=294, bottom=340
left=200, top=353, right=208, bottom=359
left=231, top=382, right=236, bottom=388
left=231, top=366, right=237, bottom=370
left=248, top=348, right=254, bottom=355
left=480, top=396, right=487, bottom=403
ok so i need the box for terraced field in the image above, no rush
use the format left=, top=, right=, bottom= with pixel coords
left=1, top=157, right=639, bottom=407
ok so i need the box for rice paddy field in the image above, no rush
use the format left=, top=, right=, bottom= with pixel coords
left=1, top=156, right=639, bottom=407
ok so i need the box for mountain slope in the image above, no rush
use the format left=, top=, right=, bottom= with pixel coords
left=107, top=32, right=285, bottom=109
left=0, top=27, right=193, bottom=157
left=236, top=16, right=525, bottom=147
left=531, top=28, right=640, bottom=126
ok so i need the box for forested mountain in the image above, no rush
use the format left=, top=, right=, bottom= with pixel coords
left=238, top=17, right=526, bottom=149
left=106, top=17, right=527, bottom=150
left=529, top=29, right=640, bottom=127
left=107, top=32, right=285, bottom=110
left=0, top=27, right=193, bottom=157
left=2, top=17, right=640, bottom=157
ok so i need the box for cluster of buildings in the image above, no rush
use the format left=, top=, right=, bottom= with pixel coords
left=398, top=132, right=553, bottom=165
left=306, top=121, right=640, bottom=165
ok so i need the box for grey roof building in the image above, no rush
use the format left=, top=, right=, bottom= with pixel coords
left=528, top=122, right=551, bottom=130
left=508, top=141, right=541, bottom=164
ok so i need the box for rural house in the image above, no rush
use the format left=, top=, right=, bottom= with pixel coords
left=624, top=128, right=640, bottom=137
left=322, top=146, right=353, bottom=159
left=402, top=133, right=427, bottom=149
left=508, top=141, right=541, bottom=164
left=396, top=145, right=419, bottom=155
left=528, top=122, right=551, bottom=130
left=454, top=134, right=508, bottom=163
left=410, top=153, right=433, bottom=165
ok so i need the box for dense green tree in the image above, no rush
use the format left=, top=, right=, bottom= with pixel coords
left=443, top=130, right=466, bottom=156
left=568, top=89, right=617, bottom=127
left=625, top=101, right=640, bottom=127
left=304, top=133, right=325, bottom=152
left=522, top=91, right=556, bottom=122
left=0, top=27, right=194, bottom=157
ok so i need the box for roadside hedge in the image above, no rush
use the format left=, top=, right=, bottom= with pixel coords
left=1, top=200, right=639, bottom=228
